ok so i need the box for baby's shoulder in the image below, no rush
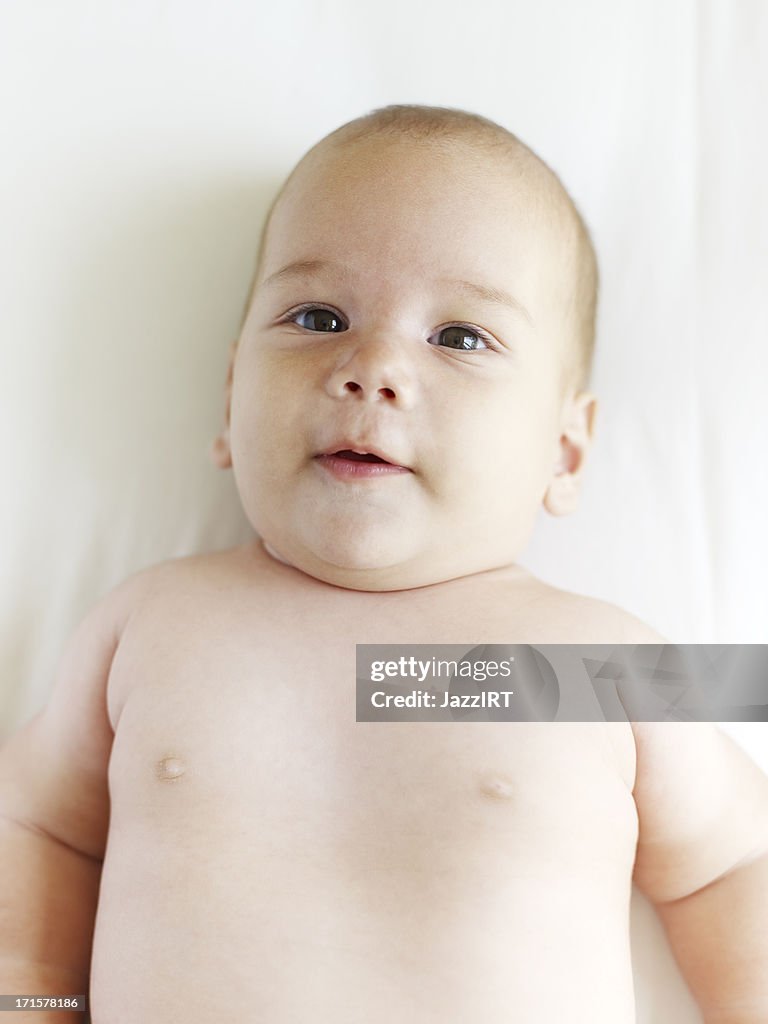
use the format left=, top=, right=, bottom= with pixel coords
left=523, top=577, right=668, bottom=644
left=109, top=546, right=252, bottom=616
left=128, top=545, right=249, bottom=585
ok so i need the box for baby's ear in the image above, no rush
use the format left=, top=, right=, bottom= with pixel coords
left=209, top=339, right=238, bottom=470
left=543, top=391, right=597, bottom=516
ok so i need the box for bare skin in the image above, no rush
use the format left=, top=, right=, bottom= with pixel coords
left=6, top=129, right=767, bottom=1024
left=86, top=137, right=653, bottom=1020
left=87, top=539, right=659, bottom=1023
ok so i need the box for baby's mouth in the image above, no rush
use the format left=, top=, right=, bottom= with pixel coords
left=313, top=445, right=413, bottom=478
left=314, top=439, right=413, bottom=472
left=332, top=450, right=388, bottom=464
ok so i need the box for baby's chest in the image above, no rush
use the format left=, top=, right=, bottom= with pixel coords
left=107, top=623, right=638, bottom=877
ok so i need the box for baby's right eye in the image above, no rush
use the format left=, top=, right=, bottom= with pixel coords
left=286, top=305, right=347, bottom=333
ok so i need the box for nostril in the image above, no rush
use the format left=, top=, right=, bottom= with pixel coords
left=341, top=381, right=395, bottom=399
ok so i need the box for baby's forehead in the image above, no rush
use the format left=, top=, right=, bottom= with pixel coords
left=271, top=141, right=571, bottom=282
left=268, top=150, right=572, bottom=323
left=284, top=137, right=574, bottom=266
left=293, top=134, right=549, bottom=204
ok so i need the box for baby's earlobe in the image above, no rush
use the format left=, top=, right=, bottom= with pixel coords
left=209, top=433, right=232, bottom=469
left=543, top=474, right=579, bottom=517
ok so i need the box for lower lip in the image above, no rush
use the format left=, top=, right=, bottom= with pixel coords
left=314, top=454, right=412, bottom=479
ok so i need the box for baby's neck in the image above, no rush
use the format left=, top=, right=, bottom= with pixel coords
left=261, top=539, right=294, bottom=568
left=255, top=536, right=533, bottom=593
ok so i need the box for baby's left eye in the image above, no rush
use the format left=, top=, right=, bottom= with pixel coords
left=431, top=325, right=490, bottom=351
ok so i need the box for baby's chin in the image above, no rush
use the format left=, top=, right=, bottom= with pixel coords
left=257, top=532, right=507, bottom=592
left=261, top=528, right=424, bottom=586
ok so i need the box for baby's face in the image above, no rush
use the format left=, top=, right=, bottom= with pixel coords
left=222, top=137, right=594, bottom=590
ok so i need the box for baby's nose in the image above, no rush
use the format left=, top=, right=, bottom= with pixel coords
left=325, top=338, right=417, bottom=407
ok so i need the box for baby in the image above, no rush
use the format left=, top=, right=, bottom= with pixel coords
left=2, top=104, right=767, bottom=1023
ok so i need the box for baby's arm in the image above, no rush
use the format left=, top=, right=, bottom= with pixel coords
left=631, top=722, right=768, bottom=1024
left=0, top=571, right=146, bottom=1022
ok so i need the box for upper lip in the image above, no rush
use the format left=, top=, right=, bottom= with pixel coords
left=315, top=439, right=411, bottom=469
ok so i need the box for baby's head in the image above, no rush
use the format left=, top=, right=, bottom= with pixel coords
left=212, top=105, right=599, bottom=591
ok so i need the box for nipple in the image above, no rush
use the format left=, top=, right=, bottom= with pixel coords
left=478, top=773, right=515, bottom=800
left=155, top=756, right=186, bottom=782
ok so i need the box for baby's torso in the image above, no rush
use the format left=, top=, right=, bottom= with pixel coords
left=90, top=544, right=639, bottom=1023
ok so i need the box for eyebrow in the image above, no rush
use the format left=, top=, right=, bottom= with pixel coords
left=260, top=258, right=533, bottom=325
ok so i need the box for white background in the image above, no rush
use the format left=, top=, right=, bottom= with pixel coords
left=1, top=2, right=766, bottom=1020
